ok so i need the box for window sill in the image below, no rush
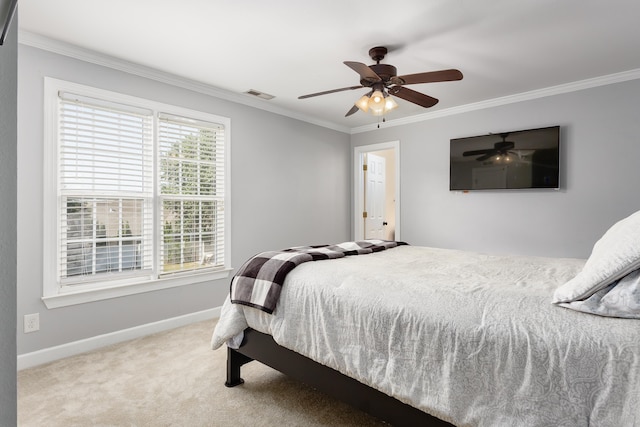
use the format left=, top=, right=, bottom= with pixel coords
left=42, top=268, right=233, bottom=309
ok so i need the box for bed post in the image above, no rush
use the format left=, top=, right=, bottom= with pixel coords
left=224, top=347, right=254, bottom=387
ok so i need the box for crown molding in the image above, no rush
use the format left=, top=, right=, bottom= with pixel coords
left=351, top=68, right=640, bottom=134
left=18, top=31, right=640, bottom=136
left=18, top=30, right=351, bottom=134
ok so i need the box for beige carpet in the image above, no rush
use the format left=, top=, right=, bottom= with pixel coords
left=18, top=319, right=387, bottom=427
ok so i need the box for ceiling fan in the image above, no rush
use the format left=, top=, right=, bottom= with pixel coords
left=298, top=46, right=463, bottom=117
left=463, top=133, right=532, bottom=162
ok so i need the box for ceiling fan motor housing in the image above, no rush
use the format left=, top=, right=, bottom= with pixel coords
left=362, top=64, right=397, bottom=86
left=496, top=141, right=515, bottom=150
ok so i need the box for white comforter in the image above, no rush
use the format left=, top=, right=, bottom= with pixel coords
left=211, top=246, right=640, bottom=427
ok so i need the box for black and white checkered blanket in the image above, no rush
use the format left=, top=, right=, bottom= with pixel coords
left=230, top=239, right=407, bottom=314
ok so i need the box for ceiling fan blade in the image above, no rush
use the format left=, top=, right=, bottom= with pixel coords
left=345, top=105, right=359, bottom=117
left=476, top=153, right=495, bottom=162
left=463, top=149, right=493, bottom=157
left=298, top=85, right=363, bottom=99
left=397, top=69, right=463, bottom=85
left=344, top=61, right=382, bottom=84
left=389, top=86, right=438, bottom=108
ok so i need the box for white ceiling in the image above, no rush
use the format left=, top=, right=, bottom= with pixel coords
left=17, top=0, right=640, bottom=132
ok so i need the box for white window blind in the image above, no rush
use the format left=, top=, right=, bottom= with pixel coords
left=57, top=92, right=154, bottom=285
left=159, top=113, right=226, bottom=275
left=44, top=78, right=231, bottom=306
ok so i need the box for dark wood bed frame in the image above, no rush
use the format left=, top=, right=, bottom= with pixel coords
left=225, top=328, right=454, bottom=427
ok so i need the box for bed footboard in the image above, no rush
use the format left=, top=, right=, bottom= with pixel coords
left=225, top=328, right=453, bottom=427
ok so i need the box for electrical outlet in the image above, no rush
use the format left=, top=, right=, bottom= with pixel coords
left=24, top=313, right=40, bottom=333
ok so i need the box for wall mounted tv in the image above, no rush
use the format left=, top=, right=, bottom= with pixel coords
left=450, top=126, right=560, bottom=191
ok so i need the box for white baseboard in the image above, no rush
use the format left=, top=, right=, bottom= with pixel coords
left=17, top=307, right=221, bottom=371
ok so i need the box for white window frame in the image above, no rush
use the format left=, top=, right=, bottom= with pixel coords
left=42, top=78, right=231, bottom=308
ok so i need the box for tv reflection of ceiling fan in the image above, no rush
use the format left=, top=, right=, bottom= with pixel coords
left=463, top=133, right=533, bottom=162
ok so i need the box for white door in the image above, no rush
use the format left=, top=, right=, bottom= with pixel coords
left=365, top=153, right=386, bottom=239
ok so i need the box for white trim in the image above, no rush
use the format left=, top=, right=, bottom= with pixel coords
left=353, top=141, right=400, bottom=241
left=42, top=268, right=232, bottom=309
left=21, top=31, right=640, bottom=136
left=351, top=68, right=640, bottom=134
left=17, top=307, right=221, bottom=370
left=19, top=30, right=350, bottom=134
left=42, top=77, right=59, bottom=301
left=21, top=33, right=640, bottom=137
left=354, top=150, right=365, bottom=240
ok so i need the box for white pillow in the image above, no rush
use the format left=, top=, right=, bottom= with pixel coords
left=557, top=269, right=640, bottom=318
left=553, top=210, right=640, bottom=303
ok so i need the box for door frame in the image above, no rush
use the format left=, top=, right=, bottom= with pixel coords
left=353, top=140, right=400, bottom=241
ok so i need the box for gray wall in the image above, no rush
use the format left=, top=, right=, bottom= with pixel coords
left=17, top=45, right=351, bottom=354
left=352, top=79, right=640, bottom=259
left=18, top=41, right=640, bottom=359
left=0, top=13, right=17, bottom=426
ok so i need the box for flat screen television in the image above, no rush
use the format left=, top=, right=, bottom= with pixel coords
left=450, top=125, right=560, bottom=191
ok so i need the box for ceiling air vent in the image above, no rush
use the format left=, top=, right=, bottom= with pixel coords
left=245, top=89, right=275, bottom=100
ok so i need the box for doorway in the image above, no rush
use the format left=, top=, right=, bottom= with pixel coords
left=353, top=141, right=400, bottom=241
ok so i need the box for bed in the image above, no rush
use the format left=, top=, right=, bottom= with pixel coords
left=211, top=213, right=640, bottom=427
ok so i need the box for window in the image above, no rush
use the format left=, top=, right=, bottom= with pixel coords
left=158, top=113, right=227, bottom=275
left=43, top=78, right=230, bottom=307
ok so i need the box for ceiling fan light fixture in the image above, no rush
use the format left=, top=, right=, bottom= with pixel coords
left=370, top=90, right=384, bottom=104
left=368, top=90, right=386, bottom=116
left=384, top=95, right=398, bottom=112
left=355, top=94, right=370, bottom=112
left=355, top=90, right=398, bottom=116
